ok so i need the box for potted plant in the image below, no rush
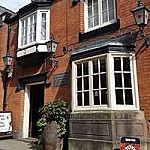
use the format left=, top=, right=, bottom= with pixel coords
left=37, top=99, right=69, bottom=150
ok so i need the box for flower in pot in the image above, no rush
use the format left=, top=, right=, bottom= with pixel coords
left=37, top=99, right=69, bottom=150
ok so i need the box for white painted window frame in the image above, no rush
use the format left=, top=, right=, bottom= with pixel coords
left=18, top=9, right=50, bottom=49
left=72, top=52, right=140, bottom=111
left=84, top=0, right=117, bottom=33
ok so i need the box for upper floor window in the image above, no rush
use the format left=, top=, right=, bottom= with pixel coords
left=19, top=10, right=50, bottom=48
left=72, top=53, right=139, bottom=111
left=21, top=14, right=36, bottom=46
left=84, top=0, right=116, bottom=32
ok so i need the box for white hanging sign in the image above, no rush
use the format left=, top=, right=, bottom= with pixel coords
left=0, top=112, right=12, bottom=133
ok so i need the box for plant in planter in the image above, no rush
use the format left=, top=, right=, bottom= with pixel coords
left=37, top=99, right=69, bottom=150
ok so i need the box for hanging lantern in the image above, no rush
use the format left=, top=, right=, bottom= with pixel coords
left=46, top=36, right=59, bottom=53
left=3, top=54, right=14, bottom=67
left=132, top=0, right=149, bottom=27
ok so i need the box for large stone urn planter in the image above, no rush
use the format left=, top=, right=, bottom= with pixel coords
left=43, top=121, right=63, bottom=150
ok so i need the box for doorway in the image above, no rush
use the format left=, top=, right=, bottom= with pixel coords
left=29, top=84, right=44, bottom=137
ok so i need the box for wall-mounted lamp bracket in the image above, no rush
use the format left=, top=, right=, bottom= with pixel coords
left=140, top=28, right=150, bottom=47
left=49, top=57, right=59, bottom=67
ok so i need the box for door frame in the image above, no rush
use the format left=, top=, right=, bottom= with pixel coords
left=22, top=82, right=44, bottom=138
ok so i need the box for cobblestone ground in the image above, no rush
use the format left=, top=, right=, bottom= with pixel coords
left=0, top=139, right=43, bottom=150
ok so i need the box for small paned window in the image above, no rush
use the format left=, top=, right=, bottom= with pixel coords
left=41, top=13, right=47, bottom=40
left=76, top=62, right=90, bottom=106
left=114, top=57, right=133, bottom=105
left=19, top=10, right=50, bottom=48
left=29, top=14, right=36, bottom=43
left=85, top=0, right=116, bottom=32
left=72, top=53, right=139, bottom=110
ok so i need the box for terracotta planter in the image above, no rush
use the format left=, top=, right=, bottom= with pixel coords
left=42, top=121, right=63, bottom=150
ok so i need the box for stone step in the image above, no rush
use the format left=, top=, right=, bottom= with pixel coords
left=18, top=137, right=41, bottom=144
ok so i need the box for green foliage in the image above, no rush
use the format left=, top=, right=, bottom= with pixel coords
left=37, top=99, right=69, bottom=138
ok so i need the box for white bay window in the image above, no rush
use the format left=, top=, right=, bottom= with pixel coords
left=84, top=0, right=116, bottom=32
left=19, top=10, right=50, bottom=48
left=72, top=53, right=139, bottom=111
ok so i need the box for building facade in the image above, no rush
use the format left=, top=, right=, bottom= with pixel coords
left=0, top=0, right=150, bottom=149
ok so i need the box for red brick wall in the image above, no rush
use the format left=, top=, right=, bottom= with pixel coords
left=0, top=0, right=150, bottom=135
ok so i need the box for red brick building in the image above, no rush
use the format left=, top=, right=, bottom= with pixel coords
left=0, top=0, right=150, bottom=149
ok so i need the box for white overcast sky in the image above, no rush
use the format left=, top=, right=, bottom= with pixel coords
left=0, top=0, right=31, bottom=12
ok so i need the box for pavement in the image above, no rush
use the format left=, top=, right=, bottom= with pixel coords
left=0, top=138, right=43, bottom=150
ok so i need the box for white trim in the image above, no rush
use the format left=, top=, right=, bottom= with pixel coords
left=22, top=81, right=45, bottom=138
left=22, top=85, right=30, bottom=138
left=72, top=52, right=139, bottom=111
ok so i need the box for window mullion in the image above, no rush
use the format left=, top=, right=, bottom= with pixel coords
left=89, top=61, right=93, bottom=107
left=98, top=59, right=101, bottom=105
left=107, top=53, right=114, bottom=109
left=130, top=56, right=135, bottom=106
left=82, top=63, right=84, bottom=106
left=121, top=57, right=125, bottom=105
left=99, top=0, right=102, bottom=26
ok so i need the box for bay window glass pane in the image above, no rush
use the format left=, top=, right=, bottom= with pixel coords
left=100, top=59, right=106, bottom=72
left=116, top=89, right=124, bottom=104
left=84, top=92, right=89, bottom=106
left=77, top=92, right=82, bottom=106
left=94, top=4, right=98, bottom=14
left=93, top=90, right=100, bottom=105
left=88, top=0, right=92, bottom=6
left=88, top=17, right=93, bottom=28
left=88, top=7, right=92, bottom=17
left=93, top=60, right=98, bottom=73
left=93, top=75, right=99, bottom=89
left=24, top=19, right=28, bottom=45
left=83, top=62, right=88, bottom=75
left=102, top=0, right=107, bottom=11
left=109, top=9, right=115, bottom=21
left=101, top=89, right=107, bottom=104
left=93, top=0, right=98, bottom=4
left=102, top=11, right=108, bottom=23
left=115, top=73, right=122, bottom=87
left=77, top=64, right=82, bottom=76
left=77, top=78, right=82, bottom=91
left=114, top=57, right=121, bottom=71
left=125, top=89, right=133, bottom=105
left=123, top=57, right=130, bottom=71
left=124, top=73, right=132, bottom=87
left=94, top=15, right=99, bottom=26
left=33, top=15, right=36, bottom=41
left=41, top=13, right=46, bottom=40
left=108, top=0, right=114, bottom=9
left=84, top=77, right=89, bottom=90
left=101, top=74, right=106, bottom=88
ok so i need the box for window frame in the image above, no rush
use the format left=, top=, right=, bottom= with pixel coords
left=72, top=52, right=139, bottom=111
left=18, top=10, right=50, bottom=49
left=84, top=0, right=117, bottom=33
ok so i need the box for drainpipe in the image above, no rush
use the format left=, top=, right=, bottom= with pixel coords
left=3, top=23, right=11, bottom=111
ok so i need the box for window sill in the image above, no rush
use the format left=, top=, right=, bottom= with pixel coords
left=79, top=19, right=120, bottom=42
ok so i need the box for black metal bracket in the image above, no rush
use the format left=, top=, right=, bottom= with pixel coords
left=49, top=57, right=59, bottom=67
left=140, top=27, right=150, bottom=47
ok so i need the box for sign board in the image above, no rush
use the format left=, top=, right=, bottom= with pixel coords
left=120, top=137, right=140, bottom=150
left=0, top=112, right=12, bottom=133
left=54, top=72, right=69, bottom=87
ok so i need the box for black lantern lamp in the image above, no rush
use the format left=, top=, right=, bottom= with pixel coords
left=46, top=35, right=59, bottom=66
left=3, top=53, right=14, bottom=74
left=3, top=54, right=13, bottom=67
left=46, top=35, right=59, bottom=53
left=132, top=0, right=150, bottom=47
